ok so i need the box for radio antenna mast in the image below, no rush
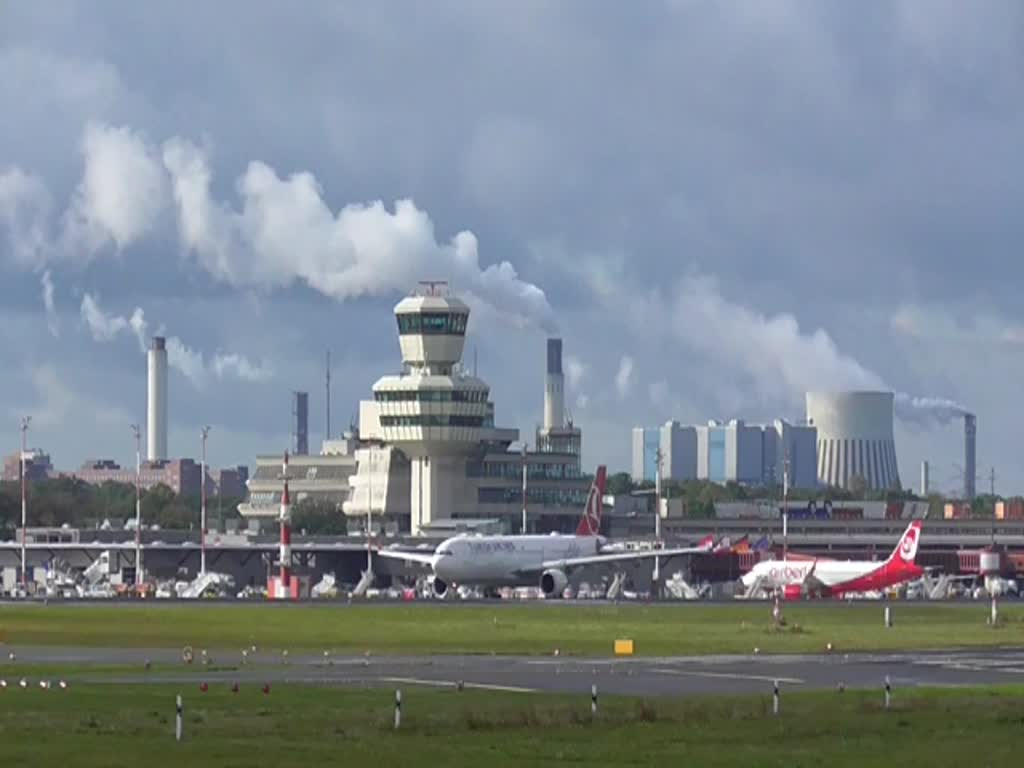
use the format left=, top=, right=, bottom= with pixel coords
left=325, top=349, right=332, bottom=441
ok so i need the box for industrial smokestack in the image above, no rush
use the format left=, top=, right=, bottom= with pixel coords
left=146, top=336, right=168, bottom=462
left=964, top=413, right=977, bottom=500
left=920, top=460, right=929, bottom=497
left=543, top=338, right=564, bottom=430
left=292, top=391, right=309, bottom=456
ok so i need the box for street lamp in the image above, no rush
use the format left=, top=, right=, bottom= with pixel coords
left=201, top=426, right=210, bottom=577
left=130, top=424, right=142, bottom=585
left=19, top=416, right=31, bottom=590
left=521, top=443, right=528, bottom=534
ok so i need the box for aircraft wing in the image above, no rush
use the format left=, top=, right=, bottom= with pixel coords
left=375, top=549, right=437, bottom=567
left=540, top=546, right=710, bottom=572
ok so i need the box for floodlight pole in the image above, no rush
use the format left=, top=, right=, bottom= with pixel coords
left=201, top=426, right=210, bottom=577
left=131, top=424, right=142, bottom=585
left=653, top=447, right=663, bottom=597
left=521, top=443, right=528, bottom=535
left=19, top=416, right=31, bottom=589
left=783, top=450, right=790, bottom=563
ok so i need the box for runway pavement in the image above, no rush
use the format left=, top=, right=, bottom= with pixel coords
left=5, top=646, right=1024, bottom=696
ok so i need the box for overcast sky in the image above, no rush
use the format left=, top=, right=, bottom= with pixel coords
left=2, top=3, right=1022, bottom=495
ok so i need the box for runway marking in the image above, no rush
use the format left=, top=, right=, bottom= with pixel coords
left=380, top=677, right=538, bottom=693
left=652, top=668, right=804, bottom=685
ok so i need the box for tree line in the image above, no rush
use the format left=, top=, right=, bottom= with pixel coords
left=0, top=477, right=348, bottom=536
left=603, top=472, right=1005, bottom=519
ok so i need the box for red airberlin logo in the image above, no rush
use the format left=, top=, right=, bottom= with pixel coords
left=900, top=527, right=919, bottom=560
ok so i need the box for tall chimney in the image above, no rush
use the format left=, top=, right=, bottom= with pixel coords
left=964, top=413, right=976, bottom=500
left=920, top=460, right=929, bottom=497
left=543, top=338, right=564, bottom=430
left=147, top=336, right=168, bottom=461
left=292, top=391, right=309, bottom=456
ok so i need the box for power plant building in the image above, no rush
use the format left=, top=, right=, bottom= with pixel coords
left=806, top=391, right=901, bottom=491
left=631, top=419, right=816, bottom=488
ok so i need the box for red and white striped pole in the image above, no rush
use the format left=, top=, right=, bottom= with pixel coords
left=279, top=451, right=291, bottom=597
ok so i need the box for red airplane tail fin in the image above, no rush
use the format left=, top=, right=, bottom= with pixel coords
left=576, top=466, right=606, bottom=536
left=889, top=520, right=922, bottom=565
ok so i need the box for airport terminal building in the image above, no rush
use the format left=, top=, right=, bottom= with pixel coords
left=240, top=283, right=590, bottom=534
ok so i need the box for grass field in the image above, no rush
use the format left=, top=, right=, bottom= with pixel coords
left=1, top=602, right=1022, bottom=655
left=0, top=682, right=1021, bottom=767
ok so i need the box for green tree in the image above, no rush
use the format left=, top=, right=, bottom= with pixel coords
left=606, top=472, right=634, bottom=495
left=292, top=499, right=347, bottom=535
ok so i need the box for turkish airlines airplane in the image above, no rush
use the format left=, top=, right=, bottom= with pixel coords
left=377, top=466, right=714, bottom=598
left=740, top=520, right=923, bottom=600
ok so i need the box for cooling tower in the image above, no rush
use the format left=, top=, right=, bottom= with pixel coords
left=806, top=391, right=901, bottom=491
left=147, top=336, right=168, bottom=462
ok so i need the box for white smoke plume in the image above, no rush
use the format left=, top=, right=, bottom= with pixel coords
left=78, top=293, right=270, bottom=385
left=664, top=273, right=973, bottom=424
left=211, top=353, right=272, bottom=383
left=159, top=135, right=556, bottom=330
left=5, top=122, right=556, bottom=333
left=0, top=167, right=52, bottom=267
left=670, top=273, right=885, bottom=402
left=80, top=293, right=128, bottom=341
left=615, top=355, right=634, bottom=398
left=63, top=122, right=167, bottom=256
left=128, top=307, right=148, bottom=354
left=894, top=393, right=970, bottom=426
left=41, top=270, right=58, bottom=337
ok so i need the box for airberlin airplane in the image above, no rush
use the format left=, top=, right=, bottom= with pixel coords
left=740, top=520, right=923, bottom=599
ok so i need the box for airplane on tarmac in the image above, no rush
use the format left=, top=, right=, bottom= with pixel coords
left=377, top=466, right=714, bottom=598
left=739, top=520, right=924, bottom=600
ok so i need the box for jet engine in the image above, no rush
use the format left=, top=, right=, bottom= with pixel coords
left=432, top=576, right=449, bottom=598
left=782, top=584, right=804, bottom=601
left=540, top=569, right=568, bottom=598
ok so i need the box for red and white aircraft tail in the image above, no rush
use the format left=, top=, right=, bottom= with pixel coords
left=891, top=519, right=922, bottom=566
left=825, top=519, right=923, bottom=595
left=575, top=465, right=607, bottom=536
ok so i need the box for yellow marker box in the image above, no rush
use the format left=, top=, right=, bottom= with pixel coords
left=614, top=639, right=634, bottom=656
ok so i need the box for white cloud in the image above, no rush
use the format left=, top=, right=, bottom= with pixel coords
left=41, top=270, right=57, bottom=337
left=80, top=293, right=129, bottom=341
left=648, top=379, right=670, bottom=410
left=615, top=355, right=634, bottom=399
left=12, top=364, right=129, bottom=430
left=565, top=355, right=587, bottom=391
left=63, top=122, right=167, bottom=255
left=0, top=167, right=52, bottom=267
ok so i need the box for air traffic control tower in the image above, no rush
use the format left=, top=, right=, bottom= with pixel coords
left=372, top=282, right=495, bottom=533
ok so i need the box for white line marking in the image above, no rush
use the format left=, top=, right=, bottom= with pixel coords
left=380, top=677, right=538, bottom=693
left=653, top=668, right=804, bottom=684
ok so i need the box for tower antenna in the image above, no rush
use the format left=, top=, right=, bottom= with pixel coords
left=326, top=349, right=332, bottom=441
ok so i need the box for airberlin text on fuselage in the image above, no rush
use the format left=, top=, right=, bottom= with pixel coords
left=767, top=565, right=812, bottom=583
